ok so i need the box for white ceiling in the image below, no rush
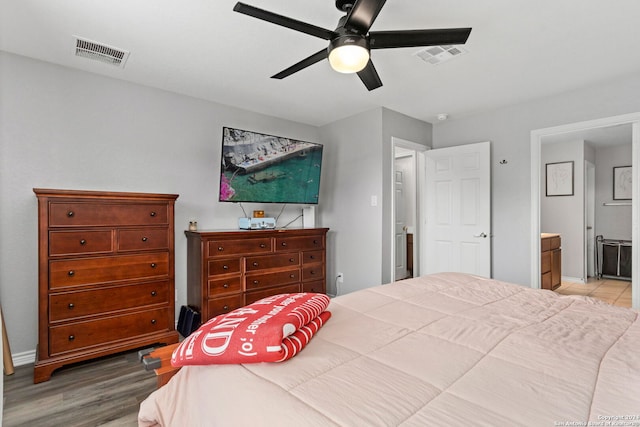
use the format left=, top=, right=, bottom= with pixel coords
left=2, top=0, right=640, bottom=126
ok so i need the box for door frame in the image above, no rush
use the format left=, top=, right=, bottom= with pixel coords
left=390, top=137, right=429, bottom=282
left=530, top=112, right=640, bottom=309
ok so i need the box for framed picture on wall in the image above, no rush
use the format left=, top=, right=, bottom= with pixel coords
left=613, top=166, right=632, bottom=200
left=546, top=161, right=574, bottom=196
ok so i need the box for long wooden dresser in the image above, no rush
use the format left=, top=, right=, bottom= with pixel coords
left=186, top=228, right=328, bottom=323
left=33, top=189, right=179, bottom=383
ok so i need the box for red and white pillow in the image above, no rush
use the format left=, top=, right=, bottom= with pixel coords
left=171, top=293, right=331, bottom=366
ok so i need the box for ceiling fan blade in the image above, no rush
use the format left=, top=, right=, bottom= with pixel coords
left=271, top=49, right=329, bottom=80
left=357, top=60, right=383, bottom=91
left=234, top=2, right=336, bottom=40
left=344, top=0, right=387, bottom=33
left=369, top=28, right=472, bottom=49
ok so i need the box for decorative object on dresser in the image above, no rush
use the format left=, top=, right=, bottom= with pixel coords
left=541, top=233, right=561, bottom=290
left=33, top=188, right=179, bottom=383
left=185, top=228, right=328, bottom=323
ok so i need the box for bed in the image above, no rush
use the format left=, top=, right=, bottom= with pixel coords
left=138, top=272, right=640, bottom=426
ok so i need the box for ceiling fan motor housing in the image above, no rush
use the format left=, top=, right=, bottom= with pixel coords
left=328, top=34, right=369, bottom=54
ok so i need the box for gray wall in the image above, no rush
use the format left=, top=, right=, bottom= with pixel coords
left=0, top=52, right=321, bottom=356
left=433, top=72, right=640, bottom=286
left=318, top=108, right=432, bottom=293
left=595, top=144, right=632, bottom=240
left=541, top=140, right=585, bottom=280
left=0, top=51, right=432, bottom=357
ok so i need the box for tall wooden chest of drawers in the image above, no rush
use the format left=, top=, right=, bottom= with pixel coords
left=33, top=189, right=179, bottom=383
left=186, top=228, right=328, bottom=323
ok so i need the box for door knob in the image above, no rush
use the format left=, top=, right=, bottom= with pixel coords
left=473, top=232, right=488, bottom=238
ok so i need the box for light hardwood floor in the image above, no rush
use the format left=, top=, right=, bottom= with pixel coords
left=554, top=277, right=632, bottom=308
left=2, top=349, right=157, bottom=426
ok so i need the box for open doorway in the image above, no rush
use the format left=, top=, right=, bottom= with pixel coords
left=531, top=113, right=640, bottom=309
left=390, top=137, right=429, bottom=282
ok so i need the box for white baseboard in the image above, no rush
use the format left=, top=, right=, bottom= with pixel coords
left=13, top=349, right=36, bottom=367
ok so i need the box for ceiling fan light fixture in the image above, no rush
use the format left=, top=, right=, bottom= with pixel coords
left=328, top=36, right=369, bottom=73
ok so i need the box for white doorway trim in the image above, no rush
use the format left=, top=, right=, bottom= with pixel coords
left=530, top=112, right=640, bottom=309
left=391, top=137, right=429, bottom=282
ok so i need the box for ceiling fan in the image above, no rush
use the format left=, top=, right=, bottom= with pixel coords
left=233, top=0, right=472, bottom=91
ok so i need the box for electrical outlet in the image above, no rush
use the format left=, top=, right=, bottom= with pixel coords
left=337, top=272, right=344, bottom=283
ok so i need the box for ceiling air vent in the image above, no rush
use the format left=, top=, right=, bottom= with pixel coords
left=74, top=37, right=130, bottom=68
left=414, top=45, right=466, bottom=65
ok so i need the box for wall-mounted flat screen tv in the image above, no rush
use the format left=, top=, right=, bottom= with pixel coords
left=219, top=127, right=323, bottom=204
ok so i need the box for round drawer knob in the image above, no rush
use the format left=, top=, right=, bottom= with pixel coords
left=151, top=291, right=157, bottom=297
left=313, top=240, right=319, bottom=244
left=281, top=242, right=287, bottom=247
left=253, top=280, right=259, bottom=285
left=68, top=270, right=75, bottom=277
left=223, top=283, right=229, bottom=288
left=252, top=262, right=258, bottom=267
left=223, top=305, right=229, bottom=310
left=218, top=247, right=224, bottom=251
left=310, top=255, right=315, bottom=260
left=150, top=263, right=157, bottom=268
left=150, top=212, right=156, bottom=217
left=142, top=237, right=148, bottom=242
left=68, top=303, right=75, bottom=309
left=79, top=239, right=86, bottom=245
left=310, top=271, right=316, bottom=275
left=222, top=265, right=229, bottom=270
left=260, top=243, right=266, bottom=248
left=290, top=274, right=295, bottom=278
left=67, top=211, right=74, bottom=217
left=289, top=258, right=294, bottom=262
left=151, top=319, right=156, bottom=324
left=68, top=335, right=75, bottom=341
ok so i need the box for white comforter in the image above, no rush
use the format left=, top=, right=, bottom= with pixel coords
left=139, top=272, right=640, bottom=426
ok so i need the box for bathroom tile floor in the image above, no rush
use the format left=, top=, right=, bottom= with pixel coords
left=555, top=277, right=632, bottom=308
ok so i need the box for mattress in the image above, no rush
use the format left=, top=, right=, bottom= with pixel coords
left=138, top=272, right=640, bottom=426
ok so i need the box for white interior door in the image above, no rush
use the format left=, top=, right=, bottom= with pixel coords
left=394, top=169, right=408, bottom=280
left=423, top=141, right=491, bottom=277
left=585, top=160, right=596, bottom=278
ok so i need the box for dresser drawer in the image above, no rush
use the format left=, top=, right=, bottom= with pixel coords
left=245, top=283, right=301, bottom=305
left=207, top=238, right=272, bottom=257
left=302, top=265, right=324, bottom=281
left=208, top=277, right=242, bottom=297
left=49, top=307, right=171, bottom=355
left=302, top=250, right=323, bottom=264
left=245, top=253, right=299, bottom=272
left=50, top=281, right=170, bottom=322
left=302, top=280, right=325, bottom=294
left=49, top=202, right=169, bottom=227
left=208, top=295, right=245, bottom=317
left=49, top=230, right=113, bottom=256
left=117, top=227, right=169, bottom=252
left=49, top=253, right=169, bottom=289
left=245, top=268, right=299, bottom=291
left=208, top=258, right=241, bottom=276
left=275, top=235, right=324, bottom=252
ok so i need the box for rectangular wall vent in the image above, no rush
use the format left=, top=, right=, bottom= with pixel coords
left=414, top=45, right=466, bottom=65
left=74, top=37, right=130, bottom=68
